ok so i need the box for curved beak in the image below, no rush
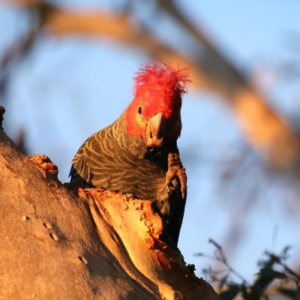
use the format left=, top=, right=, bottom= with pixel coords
left=146, top=112, right=168, bottom=148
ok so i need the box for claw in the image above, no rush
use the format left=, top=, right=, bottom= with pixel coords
left=166, top=152, right=187, bottom=199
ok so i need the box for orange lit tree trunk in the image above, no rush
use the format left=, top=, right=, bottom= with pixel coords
left=0, top=111, right=219, bottom=300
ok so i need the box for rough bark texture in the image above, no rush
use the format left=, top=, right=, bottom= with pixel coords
left=0, top=116, right=219, bottom=299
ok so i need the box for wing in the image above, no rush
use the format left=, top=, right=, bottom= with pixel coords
left=165, top=151, right=187, bottom=247
left=69, top=118, right=154, bottom=194
left=168, top=190, right=186, bottom=247
left=69, top=126, right=118, bottom=187
left=69, top=141, right=93, bottom=186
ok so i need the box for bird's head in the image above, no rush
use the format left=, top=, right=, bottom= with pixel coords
left=125, top=63, right=190, bottom=149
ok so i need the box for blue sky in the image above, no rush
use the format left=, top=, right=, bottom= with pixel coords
left=1, top=0, right=300, bottom=283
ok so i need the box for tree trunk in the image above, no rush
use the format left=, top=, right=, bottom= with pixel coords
left=0, top=110, right=219, bottom=300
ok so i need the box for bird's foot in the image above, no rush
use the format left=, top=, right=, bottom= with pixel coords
left=165, top=153, right=187, bottom=199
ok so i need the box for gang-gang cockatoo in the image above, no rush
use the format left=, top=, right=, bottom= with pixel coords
left=70, top=63, right=190, bottom=247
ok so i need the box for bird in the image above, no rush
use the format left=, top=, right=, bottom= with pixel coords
left=70, top=63, right=190, bottom=247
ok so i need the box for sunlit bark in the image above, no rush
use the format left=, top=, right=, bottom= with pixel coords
left=0, top=123, right=219, bottom=300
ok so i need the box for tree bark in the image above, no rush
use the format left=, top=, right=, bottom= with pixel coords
left=0, top=112, right=219, bottom=299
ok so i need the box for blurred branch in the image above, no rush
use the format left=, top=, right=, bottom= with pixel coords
left=46, top=9, right=207, bottom=84
left=0, top=31, right=36, bottom=99
left=0, top=1, right=54, bottom=98
left=157, top=0, right=246, bottom=91
left=2, top=0, right=300, bottom=169
left=0, top=106, right=5, bottom=130
left=15, top=128, right=28, bottom=155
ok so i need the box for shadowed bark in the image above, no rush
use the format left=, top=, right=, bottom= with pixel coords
left=0, top=108, right=219, bottom=299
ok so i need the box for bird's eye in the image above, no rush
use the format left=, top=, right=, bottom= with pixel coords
left=138, top=106, right=142, bottom=114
